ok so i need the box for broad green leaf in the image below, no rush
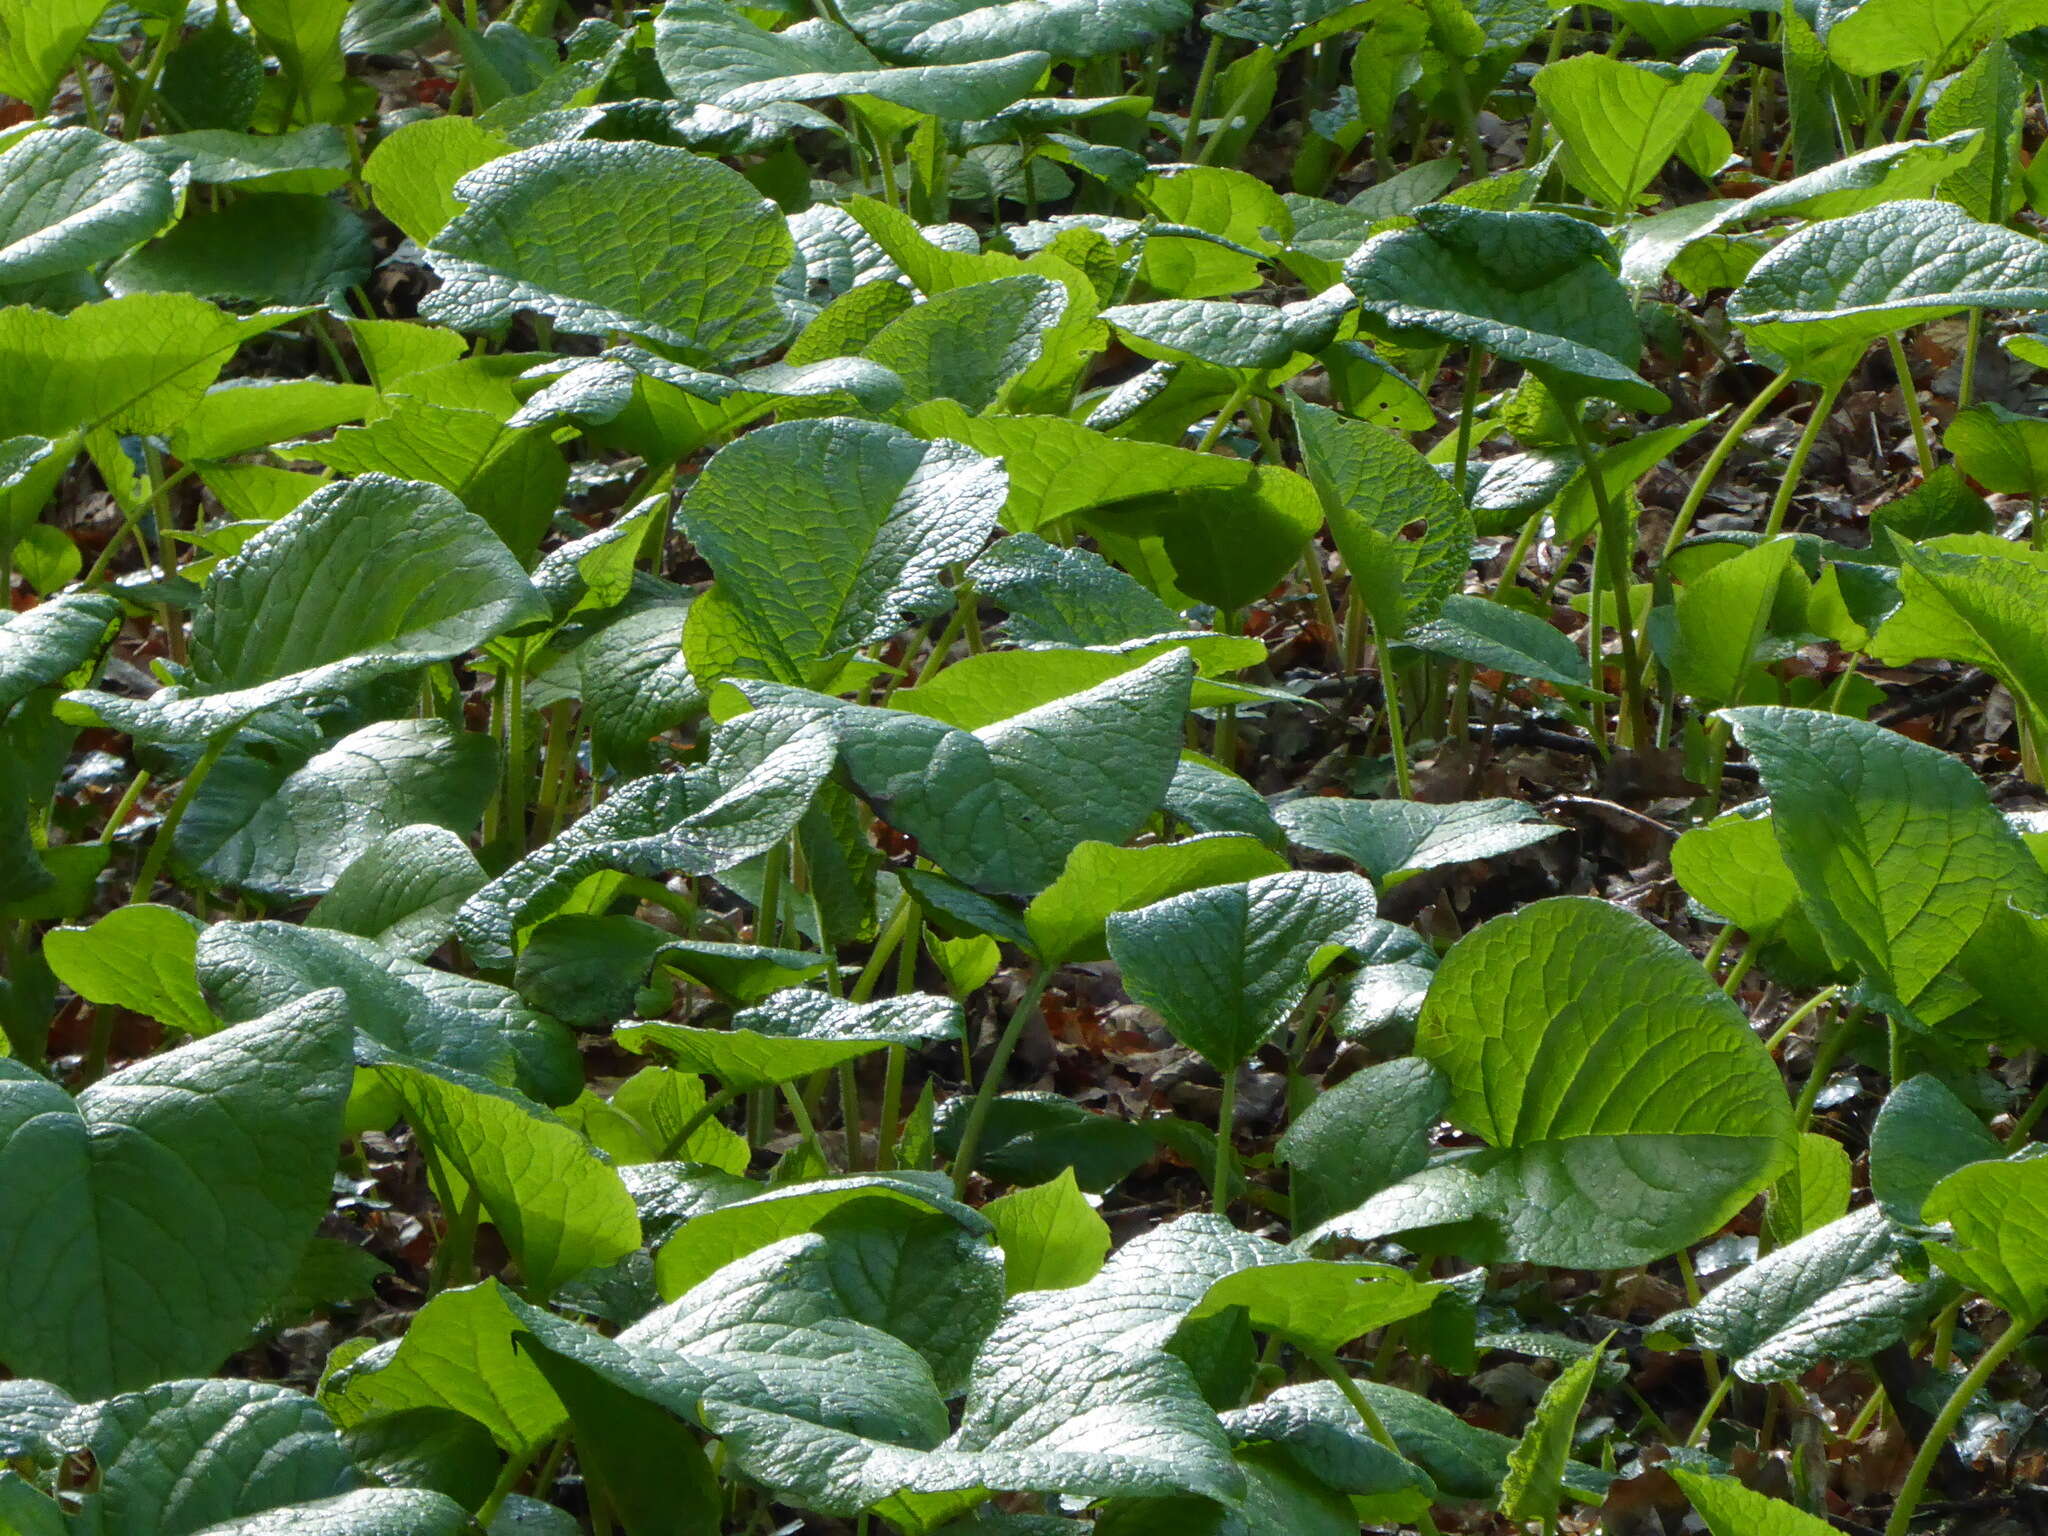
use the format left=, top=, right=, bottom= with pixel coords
left=0, top=990, right=354, bottom=1396
left=1722, top=706, right=2048, bottom=1010
left=835, top=0, right=1190, bottom=62
left=1499, top=1339, right=1606, bottom=1521
left=1730, top=130, right=1985, bottom=223
left=65, top=1379, right=363, bottom=1536
left=1277, top=1056, right=1449, bottom=1230
left=362, top=114, right=516, bottom=247
left=1925, top=1156, right=2048, bottom=1314
left=307, top=826, right=488, bottom=960
left=1022, top=834, right=1288, bottom=965
left=0, top=0, right=107, bottom=113
left=1874, top=540, right=2048, bottom=743
left=422, top=141, right=795, bottom=366
left=181, top=1490, right=471, bottom=1535
left=655, top=2, right=1049, bottom=117
left=933, top=1089, right=1160, bottom=1190
left=1926, top=40, right=2022, bottom=223
left=678, top=417, right=1002, bottom=687
left=238, top=0, right=351, bottom=125
left=62, top=475, right=546, bottom=744
left=605, top=1067, right=752, bottom=1172
left=1186, top=1261, right=1439, bottom=1357
left=200, top=920, right=576, bottom=1103
left=1107, top=870, right=1377, bottom=1069
left=458, top=707, right=837, bottom=966
left=169, top=378, right=375, bottom=463
left=106, top=193, right=374, bottom=309
left=1662, top=535, right=1801, bottom=707
left=1399, top=593, right=1597, bottom=694
left=521, top=917, right=826, bottom=1024
left=1826, top=0, right=2048, bottom=76
left=0, top=295, right=307, bottom=440
left=1670, top=801, right=1805, bottom=939
left=375, top=1059, right=641, bottom=1298
left=1080, top=460, right=1325, bottom=612
left=1277, top=795, right=1563, bottom=890
left=1534, top=49, right=1731, bottom=212
left=1293, top=398, right=1472, bottom=638
left=744, top=648, right=1193, bottom=898
left=1673, top=1469, right=1838, bottom=1536
left=621, top=990, right=960, bottom=1094
left=43, top=904, right=214, bottom=1036
left=1869, top=1074, right=2004, bottom=1228
left=1761, top=1130, right=1852, bottom=1248
left=1333, top=1378, right=1606, bottom=1503
left=0, top=128, right=173, bottom=289
left=911, top=403, right=1252, bottom=534
left=970, top=532, right=1182, bottom=644
left=137, top=126, right=353, bottom=196
left=985, top=1167, right=1112, bottom=1292
left=1729, top=201, right=2048, bottom=384
left=863, top=274, right=1067, bottom=411
left=652, top=1171, right=987, bottom=1299
left=1346, top=897, right=1796, bottom=1268
left=0, top=591, right=119, bottom=714
left=1346, top=204, right=1664, bottom=411
left=178, top=719, right=497, bottom=899
left=1137, top=166, right=1290, bottom=299
left=323, top=1282, right=567, bottom=1454
left=1945, top=403, right=2048, bottom=500
left=1100, top=287, right=1353, bottom=373
left=1659, top=1206, right=1942, bottom=1381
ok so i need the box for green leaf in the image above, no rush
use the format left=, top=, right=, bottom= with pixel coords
left=1534, top=48, right=1731, bottom=212
left=180, top=1490, right=472, bottom=1535
left=201, top=920, right=576, bottom=1102
left=970, top=532, right=1182, bottom=644
left=1729, top=201, right=2048, bottom=384
left=1730, top=131, right=1985, bottom=224
left=169, top=378, right=376, bottom=463
left=655, top=2, right=1050, bottom=117
left=0, top=591, right=119, bottom=714
left=1333, top=896, right=1795, bottom=1268
left=1187, top=1261, right=1440, bottom=1358
left=1925, top=1155, right=2048, bottom=1314
left=621, top=990, right=960, bottom=1094
left=1826, top=0, right=2048, bottom=76
left=1874, top=540, right=2048, bottom=744
left=43, top=904, right=215, bottom=1036
left=138, top=126, right=354, bottom=196
left=1276, top=795, right=1563, bottom=890
left=1673, top=1469, right=1839, bottom=1536
left=1869, top=1074, right=2005, bottom=1229
left=1761, top=1130, right=1852, bottom=1248
left=362, top=114, right=516, bottom=248
left=745, top=647, right=1193, bottom=898
left=178, top=719, right=498, bottom=898
left=65, top=1379, right=363, bottom=1536
left=1093, top=1445, right=1369, bottom=1536
left=422, top=141, right=796, bottom=366
left=1926, top=40, right=2022, bottom=223
left=324, top=1281, right=567, bottom=1454
left=1663, top=535, right=1802, bottom=708
left=1101, top=287, right=1353, bottom=373
left=1107, top=870, right=1378, bottom=1069
left=375, top=1058, right=642, bottom=1298
left=984, top=1167, right=1112, bottom=1292
left=1498, top=1337, right=1606, bottom=1520
left=864, top=274, right=1068, bottom=411
left=1945, top=403, right=2048, bottom=500
left=238, top=0, right=351, bottom=125
left=1660, top=1206, right=1942, bottom=1381
left=1346, top=204, right=1664, bottom=411
left=1293, top=398, right=1472, bottom=638
left=679, top=417, right=1003, bottom=687
left=0, top=0, right=108, bottom=113
left=835, top=0, right=1190, bottom=62
left=0, top=989, right=354, bottom=1396
left=62, top=475, right=547, bottom=744
left=1022, top=833, right=1288, bottom=965
left=1722, top=705, right=2048, bottom=1010
left=1277, top=1056, right=1449, bottom=1230
left=307, top=826, right=489, bottom=961
left=106, top=193, right=374, bottom=309
left=1083, top=461, right=1324, bottom=613
left=0, top=128, right=174, bottom=289
left=1399, top=593, right=1597, bottom=694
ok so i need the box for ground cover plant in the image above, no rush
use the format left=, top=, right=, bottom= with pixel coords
left=7, top=0, right=2048, bottom=1532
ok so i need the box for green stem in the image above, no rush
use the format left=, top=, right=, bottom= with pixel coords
left=1700, top=922, right=1736, bottom=978
left=1452, top=345, right=1483, bottom=499
left=1884, top=1305, right=2046, bottom=1536
left=474, top=1437, right=536, bottom=1529
left=1563, top=408, right=1646, bottom=748
left=123, top=13, right=183, bottom=140
left=1764, top=986, right=1843, bottom=1055
left=1762, top=376, right=1845, bottom=539
left=1374, top=619, right=1414, bottom=799
left=1196, top=382, right=1251, bottom=453
left=1791, top=1005, right=1863, bottom=1130
left=98, top=769, right=151, bottom=844
left=1887, top=333, right=1934, bottom=474
left=755, top=840, right=786, bottom=947
left=2004, top=1072, right=2048, bottom=1148
left=876, top=1044, right=907, bottom=1172
left=839, top=1058, right=864, bottom=1172
left=134, top=730, right=232, bottom=899
left=1720, top=940, right=1758, bottom=997
left=1309, top=1353, right=1441, bottom=1536
left=1686, top=1370, right=1735, bottom=1449
left=1180, top=35, right=1228, bottom=159
left=1660, top=369, right=1796, bottom=560
left=780, top=1080, right=829, bottom=1166
left=659, top=1084, right=743, bottom=1159
left=950, top=969, right=1052, bottom=1196
left=1301, top=543, right=1341, bottom=647
left=1959, top=310, right=1984, bottom=410
left=851, top=894, right=916, bottom=1003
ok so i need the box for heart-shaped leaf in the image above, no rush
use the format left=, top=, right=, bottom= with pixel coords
left=621, top=990, right=960, bottom=1095
left=1925, top=1156, right=2048, bottom=1316
left=0, top=128, right=175, bottom=291
left=0, top=990, right=354, bottom=1396
left=1277, top=794, right=1563, bottom=890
